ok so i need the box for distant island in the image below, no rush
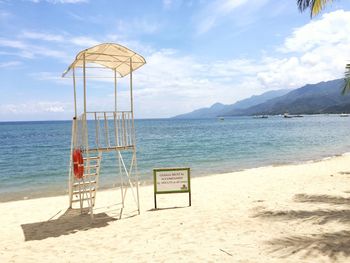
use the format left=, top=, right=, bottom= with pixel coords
left=173, top=79, right=350, bottom=118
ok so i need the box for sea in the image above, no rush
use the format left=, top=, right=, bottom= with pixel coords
left=1, top=115, right=350, bottom=201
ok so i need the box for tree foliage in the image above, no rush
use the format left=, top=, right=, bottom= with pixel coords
left=297, top=0, right=333, bottom=17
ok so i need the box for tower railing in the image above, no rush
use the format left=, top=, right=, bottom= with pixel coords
left=73, top=111, right=135, bottom=153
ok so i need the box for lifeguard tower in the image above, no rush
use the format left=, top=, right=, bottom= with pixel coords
left=62, top=43, right=146, bottom=218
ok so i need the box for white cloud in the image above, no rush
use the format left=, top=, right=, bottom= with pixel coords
left=29, top=71, right=71, bottom=85
left=194, top=0, right=269, bottom=35
left=0, top=101, right=68, bottom=114
left=0, top=24, right=157, bottom=67
left=0, top=37, right=70, bottom=60
left=20, top=31, right=64, bottom=42
left=67, top=11, right=85, bottom=21
left=19, top=30, right=100, bottom=47
left=0, top=32, right=101, bottom=61
left=282, top=10, right=350, bottom=53
left=130, top=50, right=262, bottom=117
left=70, top=36, right=99, bottom=47
left=0, top=61, right=21, bottom=68
left=258, top=10, right=350, bottom=89
left=0, top=38, right=26, bottom=49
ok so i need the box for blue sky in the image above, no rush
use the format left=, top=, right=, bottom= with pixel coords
left=1, top=0, right=350, bottom=120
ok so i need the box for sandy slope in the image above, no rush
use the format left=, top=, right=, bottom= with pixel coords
left=1, top=154, right=350, bottom=262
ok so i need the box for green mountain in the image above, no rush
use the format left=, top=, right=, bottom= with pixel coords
left=174, top=78, right=349, bottom=118
left=225, top=78, right=348, bottom=116
left=173, top=89, right=291, bottom=119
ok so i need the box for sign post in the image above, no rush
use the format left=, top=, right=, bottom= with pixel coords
left=153, top=167, right=191, bottom=209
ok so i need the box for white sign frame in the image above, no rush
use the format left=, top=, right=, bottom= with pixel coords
left=153, top=167, right=191, bottom=208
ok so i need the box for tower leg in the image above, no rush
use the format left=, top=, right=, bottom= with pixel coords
left=117, top=150, right=140, bottom=217
left=133, top=148, right=141, bottom=215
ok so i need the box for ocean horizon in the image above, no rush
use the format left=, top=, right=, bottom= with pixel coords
left=1, top=114, right=350, bottom=202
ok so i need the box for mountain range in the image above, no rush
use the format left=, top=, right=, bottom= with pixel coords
left=173, top=78, right=350, bottom=118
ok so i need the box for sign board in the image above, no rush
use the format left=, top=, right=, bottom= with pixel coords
left=153, top=168, right=191, bottom=208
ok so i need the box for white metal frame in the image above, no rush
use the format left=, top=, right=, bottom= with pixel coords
left=63, top=43, right=145, bottom=219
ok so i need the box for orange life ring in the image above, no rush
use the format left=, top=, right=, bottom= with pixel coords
left=73, top=149, right=84, bottom=179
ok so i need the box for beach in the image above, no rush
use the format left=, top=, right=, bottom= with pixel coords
left=2, top=1, right=350, bottom=263
left=1, top=153, right=350, bottom=262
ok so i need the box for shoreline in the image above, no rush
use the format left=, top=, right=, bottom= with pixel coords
left=2, top=150, right=350, bottom=203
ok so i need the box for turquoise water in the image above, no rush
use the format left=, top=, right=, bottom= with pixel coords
left=1, top=115, right=350, bottom=201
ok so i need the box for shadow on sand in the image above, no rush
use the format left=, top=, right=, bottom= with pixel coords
left=294, top=193, right=350, bottom=206
left=266, top=230, right=350, bottom=259
left=21, top=208, right=116, bottom=241
left=147, top=206, right=188, bottom=212
left=253, top=193, right=350, bottom=260
left=255, top=208, right=350, bottom=225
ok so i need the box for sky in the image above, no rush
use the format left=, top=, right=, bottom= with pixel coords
left=1, top=0, right=350, bottom=121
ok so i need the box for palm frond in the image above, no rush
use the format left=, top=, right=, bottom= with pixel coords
left=297, top=0, right=333, bottom=17
left=311, top=0, right=333, bottom=17
left=341, top=64, right=350, bottom=95
left=297, top=0, right=314, bottom=12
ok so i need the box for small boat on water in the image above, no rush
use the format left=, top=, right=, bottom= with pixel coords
left=340, top=113, right=349, bottom=117
left=294, top=115, right=303, bottom=117
left=218, top=117, right=224, bottom=121
left=253, top=115, right=268, bottom=119
left=283, top=113, right=292, bottom=118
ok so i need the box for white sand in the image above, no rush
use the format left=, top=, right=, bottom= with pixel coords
left=1, top=154, right=350, bottom=262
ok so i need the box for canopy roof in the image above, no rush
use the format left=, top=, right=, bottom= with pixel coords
left=62, top=43, right=146, bottom=78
